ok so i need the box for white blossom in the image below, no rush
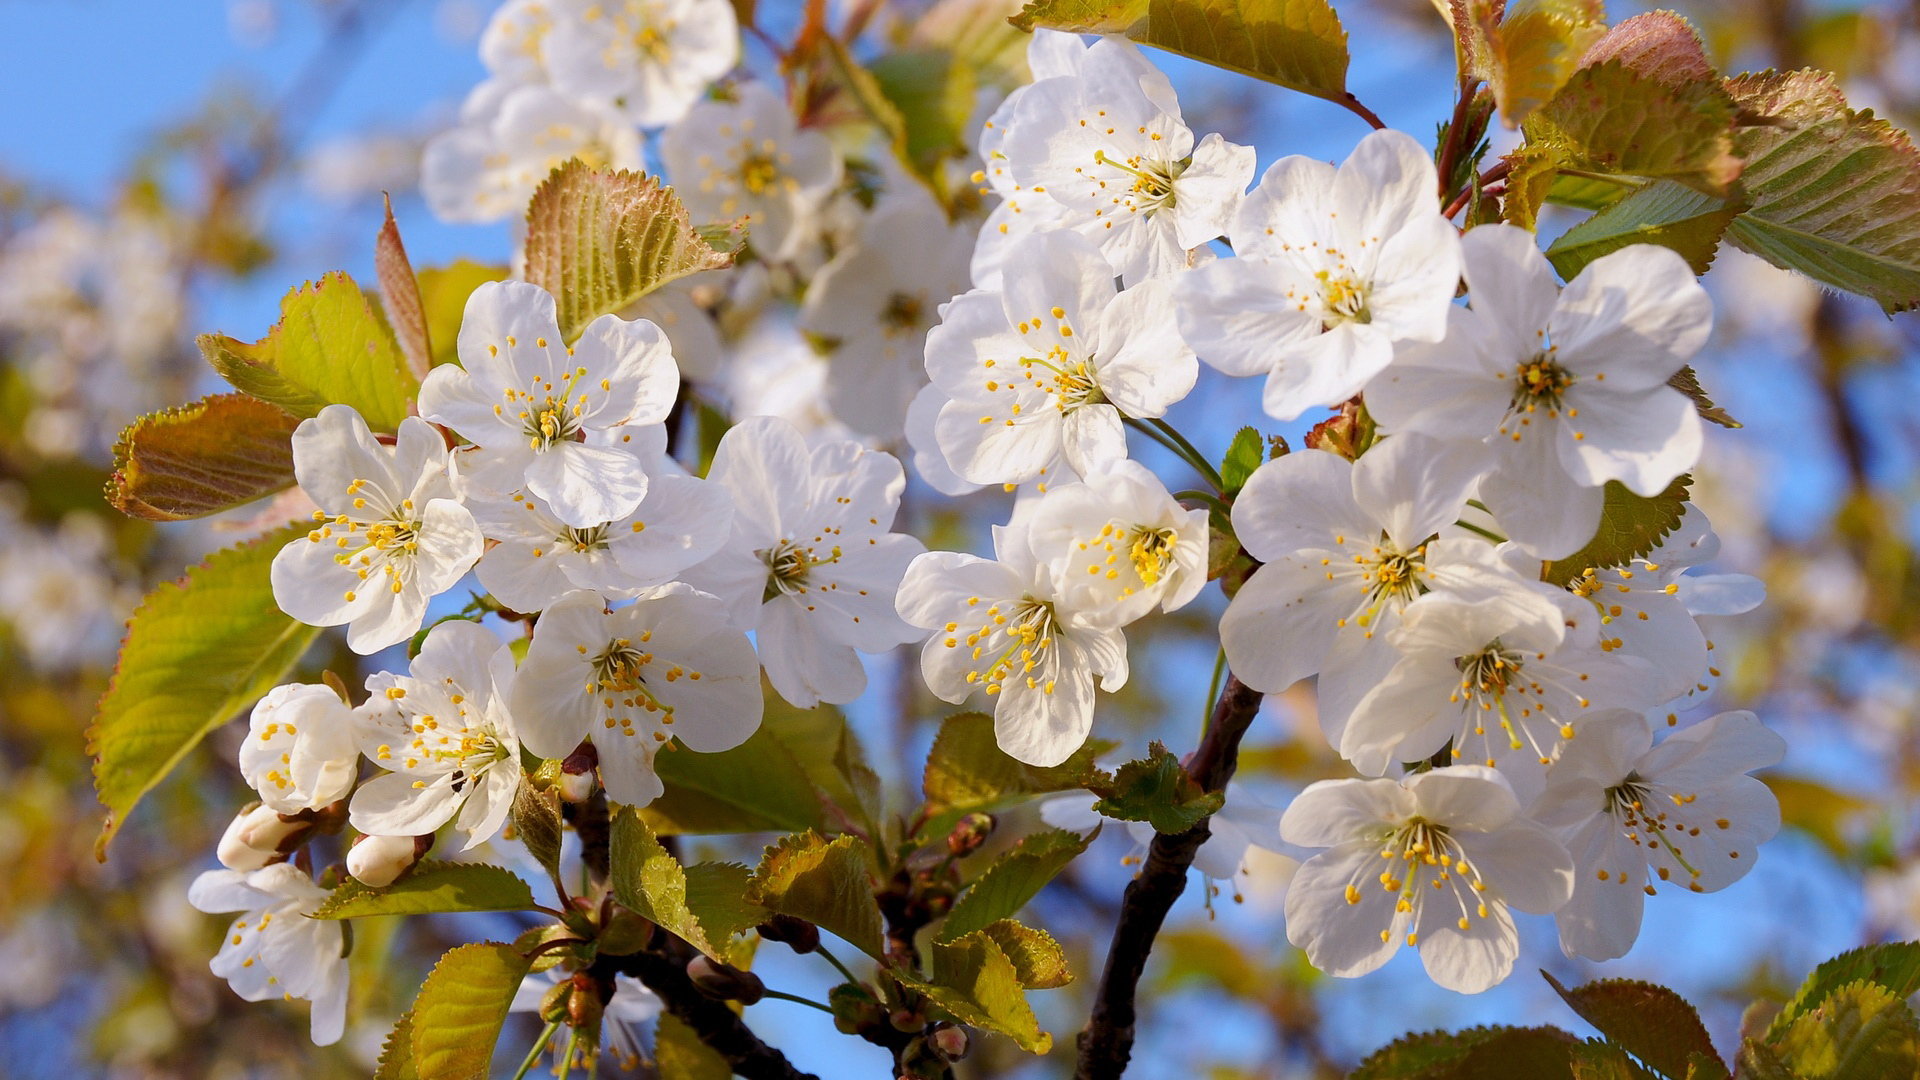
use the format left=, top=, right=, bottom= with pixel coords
left=512, top=968, right=664, bottom=1071
left=508, top=587, right=762, bottom=806
left=240, top=684, right=358, bottom=815
left=545, top=0, right=740, bottom=129
left=422, top=80, right=642, bottom=225
left=419, top=280, right=680, bottom=526
left=1530, top=710, right=1784, bottom=960
left=1366, top=225, right=1711, bottom=558
left=1174, top=129, right=1461, bottom=420
left=270, top=407, right=484, bottom=655
left=682, top=416, right=924, bottom=708
left=1281, top=766, right=1573, bottom=993
left=188, top=864, right=348, bottom=1045
left=926, top=230, right=1195, bottom=487
left=478, top=0, right=556, bottom=84
left=1022, top=460, right=1209, bottom=629
left=659, top=82, right=840, bottom=262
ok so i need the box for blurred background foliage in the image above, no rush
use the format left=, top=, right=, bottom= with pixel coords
left=2, top=0, right=1919, bottom=1076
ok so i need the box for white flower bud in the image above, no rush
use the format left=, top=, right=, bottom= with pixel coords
left=240, top=683, right=359, bottom=814
left=347, top=833, right=427, bottom=888
left=216, top=804, right=304, bottom=871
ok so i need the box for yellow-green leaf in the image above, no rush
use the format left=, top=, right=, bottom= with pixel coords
left=913, top=932, right=1052, bottom=1053
left=374, top=1008, right=418, bottom=1080
left=746, top=831, right=886, bottom=961
left=107, top=394, right=300, bottom=521
left=655, top=1013, right=733, bottom=1079
left=1768, top=942, right=1920, bottom=1041
left=89, top=524, right=321, bottom=858
left=1528, top=61, right=1742, bottom=197
left=976, top=920, right=1073, bottom=989
left=197, top=272, right=417, bottom=432
left=408, top=943, right=531, bottom=1080
left=641, top=724, right=828, bottom=835
left=1090, top=742, right=1223, bottom=834
left=522, top=162, right=736, bottom=343
left=938, top=827, right=1092, bottom=942
left=610, top=808, right=748, bottom=959
left=922, top=711, right=1105, bottom=822
left=1539, top=476, right=1691, bottom=588
left=1486, top=0, right=1607, bottom=127
left=415, top=260, right=506, bottom=369
left=1773, top=979, right=1920, bottom=1079
left=311, top=861, right=539, bottom=920
left=1544, top=179, right=1742, bottom=279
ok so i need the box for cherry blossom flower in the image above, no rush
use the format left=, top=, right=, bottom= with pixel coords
left=659, top=82, right=840, bottom=262
left=512, top=968, right=663, bottom=1071
left=926, top=230, right=1195, bottom=487
left=188, top=863, right=348, bottom=1045
left=1366, top=225, right=1711, bottom=558
left=544, top=0, right=739, bottom=129
left=1173, top=129, right=1461, bottom=420
left=422, top=80, right=641, bottom=225
left=896, top=518, right=1127, bottom=767
left=349, top=620, right=522, bottom=850
left=1022, top=460, right=1209, bottom=629
left=681, top=416, right=924, bottom=708
left=418, top=280, right=679, bottom=526
left=469, top=425, right=733, bottom=613
left=478, top=0, right=554, bottom=84
left=997, top=38, right=1253, bottom=283
left=270, top=407, right=484, bottom=655
left=1281, top=766, right=1573, bottom=993
left=1530, top=710, right=1784, bottom=960
left=800, top=193, right=973, bottom=440
left=508, top=587, right=762, bottom=806
left=968, top=29, right=1096, bottom=288
left=239, top=684, right=357, bottom=815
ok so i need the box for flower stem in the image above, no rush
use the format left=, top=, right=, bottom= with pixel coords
left=761, top=989, right=835, bottom=1014
left=510, top=1019, right=562, bottom=1080
left=1172, top=488, right=1232, bottom=519
left=1126, top=417, right=1223, bottom=492
left=1453, top=519, right=1507, bottom=544
left=555, top=1026, right=581, bottom=1080
left=814, top=942, right=860, bottom=986
left=1201, top=647, right=1226, bottom=735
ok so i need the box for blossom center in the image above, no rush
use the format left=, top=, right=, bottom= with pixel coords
left=946, top=595, right=1062, bottom=698
left=1343, top=817, right=1490, bottom=943
left=738, top=153, right=782, bottom=195
left=1316, top=268, right=1372, bottom=327
left=882, top=292, right=924, bottom=333
left=1091, top=149, right=1180, bottom=215
left=309, top=479, right=424, bottom=601
left=1603, top=775, right=1711, bottom=891
left=1128, top=526, right=1177, bottom=586
left=760, top=538, right=843, bottom=600
left=1510, top=351, right=1574, bottom=413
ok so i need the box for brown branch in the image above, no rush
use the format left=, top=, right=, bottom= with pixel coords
left=601, top=937, right=820, bottom=1080
left=1072, top=675, right=1265, bottom=1080
left=1337, top=92, right=1388, bottom=132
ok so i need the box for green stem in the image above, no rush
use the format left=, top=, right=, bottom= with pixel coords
left=1201, top=647, right=1226, bottom=736
left=510, top=1019, right=562, bottom=1080
left=1454, top=519, right=1508, bottom=544
left=814, top=942, right=860, bottom=986
left=760, top=989, right=836, bottom=1014
left=1124, top=418, right=1222, bottom=493
left=1172, top=489, right=1232, bottom=519
left=1556, top=166, right=1646, bottom=189
left=1148, top=418, right=1224, bottom=492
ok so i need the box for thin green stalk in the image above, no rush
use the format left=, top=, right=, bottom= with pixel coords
left=1202, top=647, right=1226, bottom=736
left=1454, top=519, right=1507, bottom=543
left=1124, top=417, right=1220, bottom=492
left=1149, top=418, right=1225, bottom=491
left=556, top=1026, right=583, bottom=1080
left=761, top=989, right=836, bottom=1014
left=510, top=1019, right=562, bottom=1080
left=1172, top=488, right=1232, bottom=518
left=814, top=942, right=860, bottom=986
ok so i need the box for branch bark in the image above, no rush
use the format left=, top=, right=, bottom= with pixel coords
left=1073, top=674, right=1265, bottom=1080
left=602, top=937, right=820, bottom=1080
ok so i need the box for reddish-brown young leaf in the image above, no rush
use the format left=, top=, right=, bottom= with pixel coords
left=108, top=394, right=300, bottom=521
left=376, top=193, right=432, bottom=381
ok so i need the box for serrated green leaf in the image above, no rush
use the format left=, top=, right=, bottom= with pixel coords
left=509, top=781, right=563, bottom=883
left=197, top=272, right=417, bottom=432
left=610, top=808, right=747, bottom=959
left=311, top=861, right=539, bottom=920
left=1567, top=1039, right=1660, bottom=1080
left=685, top=861, right=765, bottom=945
left=975, top=920, right=1073, bottom=989
left=374, top=1007, right=418, bottom=1080
left=1768, top=942, right=1920, bottom=1040
left=1351, top=1025, right=1506, bottom=1079
left=408, top=942, right=530, bottom=1080
left=1734, top=1037, right=1800, bottom=1080
left=1667, top=366, right=1742, bottom=429
left=641, top=723, right=828, bottom=836
left=655, top=1012, right=733, bottom=1079
left=747, top=830, right=886, bottom=961
left=1540, top=476, right=1691, bottom=588
left=1578, top=11, right=1716, bottom=88
left=764, top=704, right=881, bottom=836
left=1220, top=426, right=1264, bottom=495
left=1352, top=1023, right=1582, bottom=1079
left=107, top=394, right=300, bottom=521
left=921, top=711, right=1105, bottom=824
left=1774, top=979, right=1920, bottom=1078
left=1090, top=742, right=1224, bottom=834
left=415, top=260, right=505, bottom=369
left=1723, top=69, right=1920, bottom=313
left=1012, top=0, right=1351, bottom=108
left=1545, top=180, right=1742, bottom=279
left=1542, top=972, right=1726, bottom=1080
left=910, top=932, right=1052, bottom=1053
left=1527, top=61, right=1742, bottom=197
left=89, top=524, right=321, bottom=859
left=1486, top=0, right=1608, bottom=127
left=938, top=827, right=1092, bottom=942
left=522, top=162, right=736, bottom=343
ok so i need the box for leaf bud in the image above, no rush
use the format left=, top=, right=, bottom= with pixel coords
left=756, top=914, right=820, bottom=954
left=567, top=971, right=609, bottom=1028
left=539, top=980, right=573, bottom=1024
left=829, top=982, right=886, bottom=1036
left=928, top=1024, right=970, bottom=1062
left=945, top=812, right=995, bottom=857
left=687, top=955, right=765, bottom=1004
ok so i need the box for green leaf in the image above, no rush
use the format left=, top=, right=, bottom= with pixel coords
left=1541, top=972, right=1726, bottom=1080
left=1577, top=11, right=1716, bottom=88
left=197, top=272, right=418, bottom=432
left=975, top=920, right=1073, bottom=989
left=764, top=704, right=882, bottom=835
left=1545, top=180, right=1743, bottom=280
left=1567, top=1040, right=1660, bottom=1080
left=610, top=808, right=751, bottom=959
left=1539, top=476, right=1691, bottom=588
left=1090, top=742, right=1224, bottom=834
left=1762, top=774, right=1874, bottom=862
left=1528, top=61, right=1742, bottom=197
left=1011, top=0, right=1352, bottom=109
left=408, top=942, right=531, bottom=1080
left=685, top=861, right=766, bottom=945
left=1219, top=426, right=1265, bottom=495
left=870, top=50, right=979, bottom=183
left=921, top=711, right=1105, bottom=822
left=89, top=524, right=322, bottom=858
left=1667, top=366, right=1742, bottom=429
left=641, top=724, right=828, bottom=835
left=374, top=1008, right=418, bottom=1080
left=522, top=161, right=737, bottom=343
left=107, top=394, right=300, bottom=521
left=415, top=260, right=506, bottom=369
left=746, top=830, right=886, bottom=961
left=655, top=1013, right=734, bottom=1080
left=311, top=861, right=539, bottom=920
left=1474, top=0, right=1608, bottom=128
left=1352, top=1024, right=1579, bottom=1079
left=938, top=827, right=1093, bottom=942
left=1772, top=979, right=1920, bottom=1079
left=910, top=932, right=1052, bottom=1053
left=1768, top=942, right=1920, bottom=1041
left=509, top=780, right=564, bottom=884
left=1723, top=70, right=1920, bottom=313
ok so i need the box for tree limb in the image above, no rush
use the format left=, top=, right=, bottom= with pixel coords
left=602, top=937, right=820, bottom=1080
left=1073, top=674, right=1265, bottom=1080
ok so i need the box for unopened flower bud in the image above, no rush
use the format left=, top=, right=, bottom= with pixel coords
left=757, top=914, right=820, bottom=954
left=539, top=981, right=573, bottom=1024
left=687, top=955, right=764, bottom=1004
left=346, top=833, right=433, bottom=888
left=567, top=971, right=608, bottom=1028
left=945, top=812, right=995, bottom=857
left=559, top=741, right=599, bottom=804
left=890, top=1007, right=924, bottom=1033
left=216, top=803, right=307, bottom=870
left=928, top=1024, right=970, bottom=1062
